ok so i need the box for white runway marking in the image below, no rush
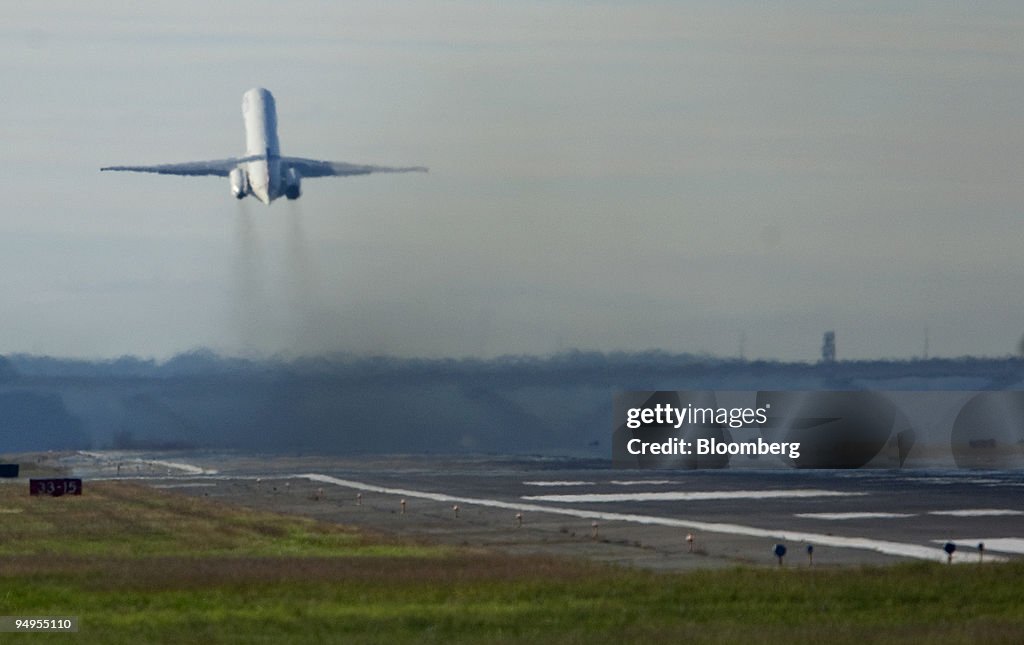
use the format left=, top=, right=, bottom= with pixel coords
left=151, top=483, right=218, bottom=489
left=77, top=451, right=218, bottom=475
left=522, top=481, right=594, bottom=487
left=302, top=473, right=1000, bottom=563
left=933, top=538, right=1024, bottom=555
left=142, top=460, right=217, bottom=475
left=928, top=509, right=1024, bottom=517
left=916, top=477, right=1018, bottom=486
left=796, top=512, right=915, bottom=520
left=610, top=480, right=675, bottom=486
left=522, top=490, right=865, bottom=503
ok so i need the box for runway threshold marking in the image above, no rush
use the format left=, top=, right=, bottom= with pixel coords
left=302, top=473, right=1005, bottom=563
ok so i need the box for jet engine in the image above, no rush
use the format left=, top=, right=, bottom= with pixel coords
left=756, top=391, right=897, bottom=468
left=284, top=167, right=301, bottom=200
left=229, top=167, right=249, bottom=199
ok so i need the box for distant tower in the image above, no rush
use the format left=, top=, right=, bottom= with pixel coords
left=821, top=331, right=836, bottom=363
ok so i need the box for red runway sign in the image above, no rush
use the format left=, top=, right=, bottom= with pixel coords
left=29, top=479, right=82, bottom=497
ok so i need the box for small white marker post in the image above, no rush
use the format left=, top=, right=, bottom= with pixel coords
left=316, top=487, right=324, bottom=501
left=591, top=521, right=599, bottom=540
left=515, top=512, right=523, bottom=528
left=686, top=533, right=694, bottom=553
left=978, top=542, right=985, bottom=563
left=452, top=504, right=460, bottom=519
left=400, top=499, right=406, bottom=514
left=356, top=493, right=362, bottom=507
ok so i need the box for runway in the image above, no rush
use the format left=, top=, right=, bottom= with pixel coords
left=65, top=452, right=1024, bottom=570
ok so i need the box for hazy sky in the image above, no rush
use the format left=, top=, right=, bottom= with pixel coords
left=1, top=1, right=1023, bottom=361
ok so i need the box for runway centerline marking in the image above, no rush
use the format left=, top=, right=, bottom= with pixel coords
left=795, top=512, right=915, bottom=520
left=523, top=490, right=865, bottom=503
left=928, top=509, right=1024, bottom=517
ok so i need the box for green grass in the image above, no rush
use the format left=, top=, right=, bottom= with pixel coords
left=0, top=481, right=1022, bottom=643
left=0, top=481, right=440, bottom=558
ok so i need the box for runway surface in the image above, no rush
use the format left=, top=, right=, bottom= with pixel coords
left=65, top=452, right=1024, bottom=570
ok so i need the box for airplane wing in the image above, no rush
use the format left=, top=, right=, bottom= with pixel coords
left=100, top=158, right=242, bottom=177
left=280, top=157, right=428, bottom=178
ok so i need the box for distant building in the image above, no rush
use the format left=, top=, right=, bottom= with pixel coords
left=821, top=331, right=836, bottom=363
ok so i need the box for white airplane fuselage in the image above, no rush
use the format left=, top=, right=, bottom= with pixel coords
left=242, top=88, right=281, bottom=204
left=101, top=88, right=426, bottom=203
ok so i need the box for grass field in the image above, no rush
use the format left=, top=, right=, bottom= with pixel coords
left=0, top=480, right=1022, bottom=643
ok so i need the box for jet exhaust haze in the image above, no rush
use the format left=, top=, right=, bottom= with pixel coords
left=228, top=203, right=340, bottom=357
left=283, top=200, right=323, bottom=352
left=230, top=202, right=268, bottom=352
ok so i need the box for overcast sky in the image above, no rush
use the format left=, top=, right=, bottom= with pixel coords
left=1, top=1, right=1022, bottom=362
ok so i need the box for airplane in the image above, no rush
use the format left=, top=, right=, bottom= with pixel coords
left=101, top=87, right=427, bottom=204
